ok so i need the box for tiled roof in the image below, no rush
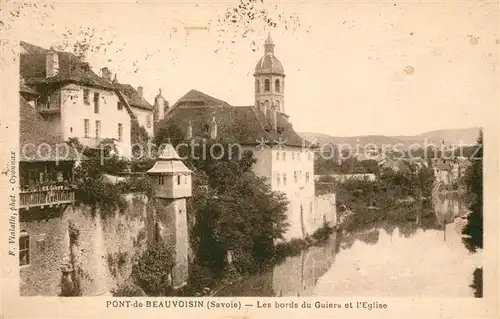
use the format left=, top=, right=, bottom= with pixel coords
left=114, top=83, right=154, bottom=110
left=20, top=41, right=49, bottom=54
left=171, top=89, right=231, bottom=108
left=158, top=89, right=311, bottom=148
left=20, top=42, right=114, bottom=90
left=19, top=96, right=80, bottom=162
left=20, top=80, right=38, bottom=96
left=20, top=41, right=136, bottom=119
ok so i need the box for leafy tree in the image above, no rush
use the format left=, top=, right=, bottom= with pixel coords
left=462, top=130, right=483, bottom=252
left=186, top=143, right=289, bottom=279
left=130, top=121, right=156, bottom=172
left=68, top=138, right=151, bottom=215
left=132, top=242, right=174, bottom=296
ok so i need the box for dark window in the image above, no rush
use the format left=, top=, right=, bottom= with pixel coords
left=147, top=114, right=152, bottom=128
left=256, top=80, right=260, bottom=93
left=19, top=231, right=30, bottom=266
left=264, top=79, right=270, bottom=92
left=95, top=120, right=101, bottom=139
left=94, top=92, right=100, bottom=113
left=83, top=89, right=90, bottom=104
left=84, top=119, right=89, bottom=138
left=177, top=175, right=181, bottom=185
left=275, top=79, right=280, bottom=92
left=117, top=101, right=123, bottom=110
left=118, top=123, right=123, bottom=141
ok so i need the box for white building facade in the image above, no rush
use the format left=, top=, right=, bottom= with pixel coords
left=20, top=41, right=133, bottom=158
left=159, top=35, right=336, bottom=241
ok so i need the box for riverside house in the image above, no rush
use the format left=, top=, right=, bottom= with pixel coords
left=19, top=41, right=134, bottom=158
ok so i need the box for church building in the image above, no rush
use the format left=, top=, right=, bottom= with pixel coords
left=157, top=34, right=335, bottom=241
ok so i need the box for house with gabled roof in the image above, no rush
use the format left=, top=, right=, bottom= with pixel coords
left=157, top=35, right=336, bottom=241
left=20, top=41, right=134, bottom=158
left=110, top=73, right=156, bottom=137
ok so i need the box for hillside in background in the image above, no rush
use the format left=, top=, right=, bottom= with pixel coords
left=300, top=127, right=481, bottom=149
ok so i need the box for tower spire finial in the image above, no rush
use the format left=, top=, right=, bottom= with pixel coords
left=264, top=32, right=275, bottom=54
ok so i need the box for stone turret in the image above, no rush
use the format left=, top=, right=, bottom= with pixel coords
left=147, top=143, right=192, bottom=288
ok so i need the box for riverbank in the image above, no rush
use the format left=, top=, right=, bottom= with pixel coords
left=170, top=223, right=339, bottom=297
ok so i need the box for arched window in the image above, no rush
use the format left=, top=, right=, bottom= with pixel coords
left=283, top=173, right=287, bottom=186
left=276, top=100, right=280, bottom=112
left=255, top=80, right=260, bottom=93
left=276, top=172, right=281, bottom=186
left=177, top=175, right=181, bottom=185
left=275, top=79, right=280, bottom=92
left=264, top=79, right=270, bottom=92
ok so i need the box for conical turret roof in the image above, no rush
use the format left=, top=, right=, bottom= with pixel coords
left=147, top=143, right=191, bottom=174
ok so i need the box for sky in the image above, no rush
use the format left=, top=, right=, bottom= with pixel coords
left=2, top=0, right=498, bottom=136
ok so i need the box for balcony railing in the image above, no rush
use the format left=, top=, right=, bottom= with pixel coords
left=19, top=186, right=75, bottom=209
left=37, top=102, right=60, bottom=113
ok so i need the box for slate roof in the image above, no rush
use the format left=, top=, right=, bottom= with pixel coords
left=158, top=89, right=312, bottom=148
left=19, top=96, right=81, bottom=162
left=114, top=83, right=154, bottom=111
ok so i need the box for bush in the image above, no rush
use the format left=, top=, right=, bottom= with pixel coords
left=112, top=283, right=147, bottom=297
left=311, top=223, right=334, bottom=243
left=274, top=238, right=308, bottom=262
left=132, top=242, right=174, bottom=296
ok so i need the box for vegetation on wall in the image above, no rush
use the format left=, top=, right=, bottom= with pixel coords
left=131, top=241, right=174, bottom=296
left=68, top=138, right=154, bottom=218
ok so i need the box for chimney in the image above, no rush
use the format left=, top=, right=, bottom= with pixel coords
left=46, top=46, right=59, bottom=78
left=210, top=111, right=217, bottom=140
left=154, top=89, right=165, bottom=121
left=101, top=67, right=112, bottom=82
left=137, top=86, right=144, bottom=99
left=187, top=120, right=193, bottom=140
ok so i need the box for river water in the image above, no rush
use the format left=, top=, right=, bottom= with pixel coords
left=216, top=193, right=482, bottom=297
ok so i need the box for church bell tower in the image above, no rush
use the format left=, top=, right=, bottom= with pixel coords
left=254, top=33, right=286, bottom=128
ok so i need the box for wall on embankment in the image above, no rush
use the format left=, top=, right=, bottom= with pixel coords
left=303, top=193, right=337, bottom=236
left=19, top=193, right=150, bottom=296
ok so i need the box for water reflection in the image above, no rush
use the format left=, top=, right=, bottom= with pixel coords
left=217, top=194, right=480, bottom=297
